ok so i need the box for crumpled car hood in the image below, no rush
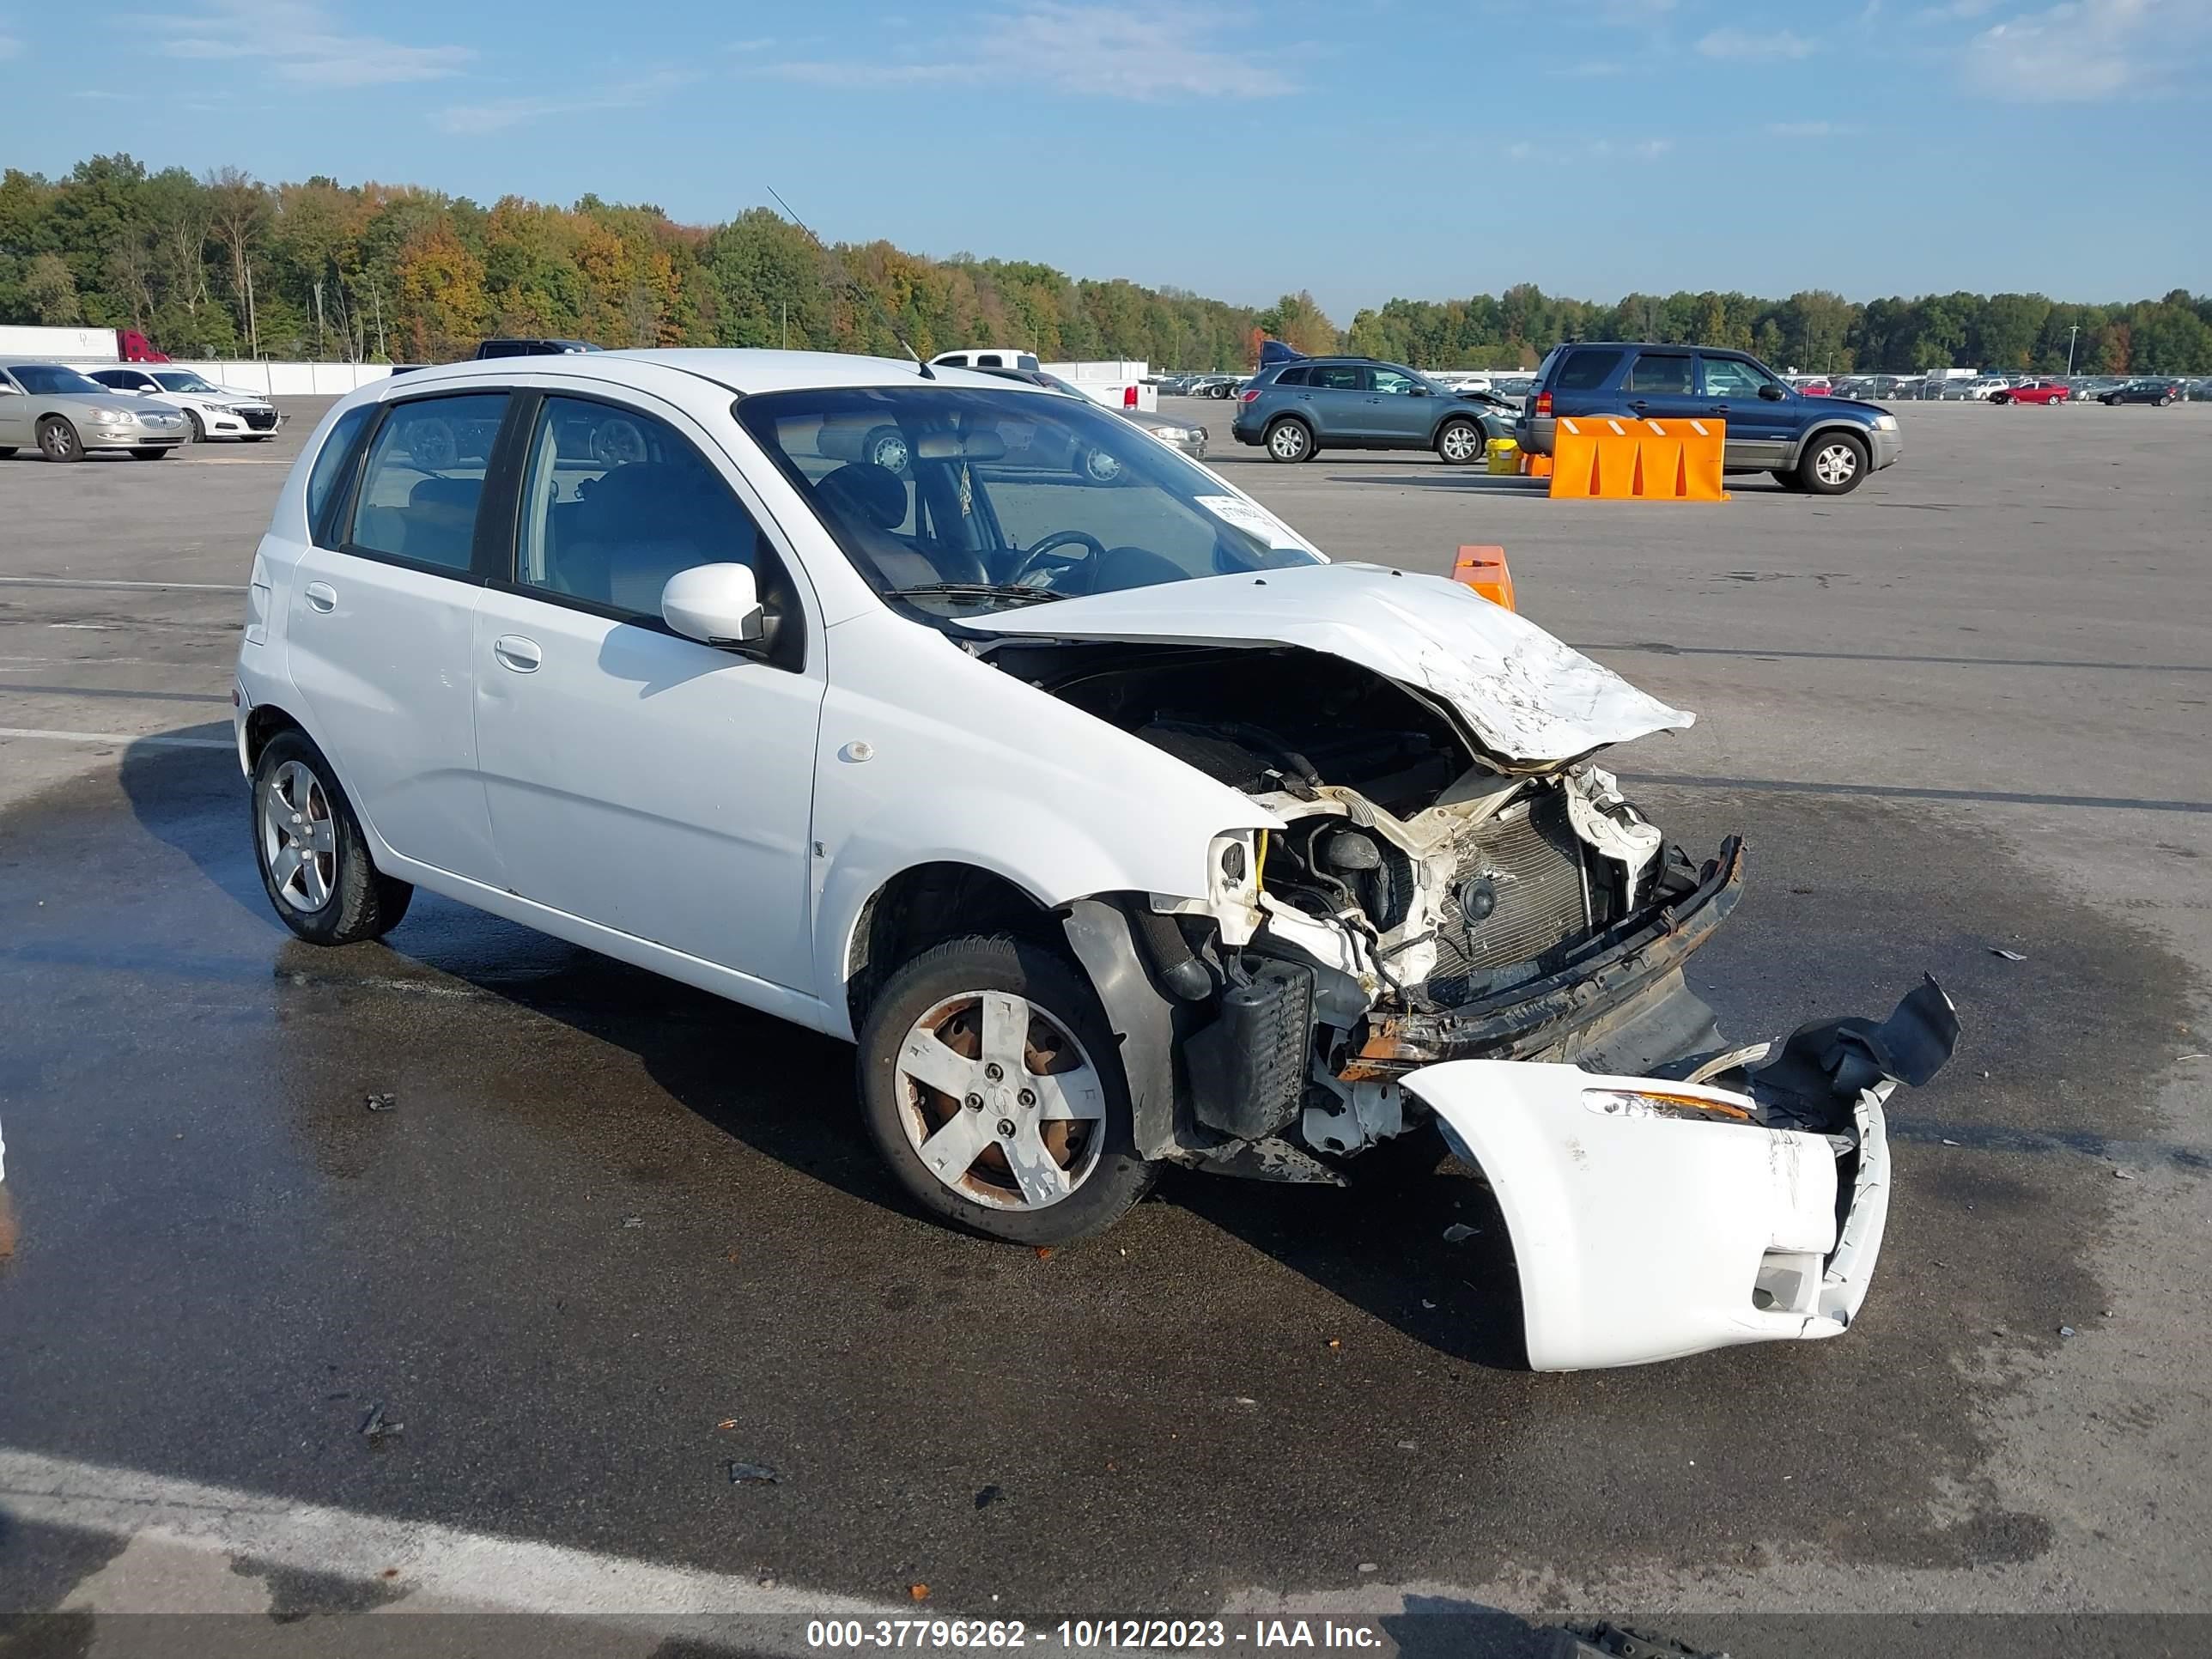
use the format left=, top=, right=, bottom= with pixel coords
left=965, top=562, right=1692, bottom=764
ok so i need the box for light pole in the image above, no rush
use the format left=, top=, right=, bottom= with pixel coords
left=2066, top=325, right=2080, bottom=376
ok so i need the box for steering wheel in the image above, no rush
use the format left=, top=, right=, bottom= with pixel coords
left=1008, top=529, right=1107, bottom=588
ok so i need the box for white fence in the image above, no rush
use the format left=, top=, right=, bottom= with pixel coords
left=167, top=360, right=398, bottom=398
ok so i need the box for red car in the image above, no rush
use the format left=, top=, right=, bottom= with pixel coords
left=1991, top=380, right=2070, bottom=405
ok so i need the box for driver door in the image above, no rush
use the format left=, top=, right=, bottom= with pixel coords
left=471, top=391, right=829, bottom=999
left=0, top=370, right=31, bottom=446
left=1698, top=355, right=1792, bottom=470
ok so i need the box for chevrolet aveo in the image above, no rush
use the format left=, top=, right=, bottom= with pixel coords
left=235, top=350, right=1956, bottom=1370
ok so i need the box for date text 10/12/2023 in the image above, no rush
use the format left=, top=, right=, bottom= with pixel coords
left=805, top=1620, right=1384, bottom=1650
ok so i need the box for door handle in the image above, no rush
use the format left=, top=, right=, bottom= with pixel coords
left=492, top=635, right=542, bottom=673
left=1628, top=399, right=1649, bottom=414
left=1709, top=403, right=1731, bottom=415
left=303, top=581, right=337, bottom=613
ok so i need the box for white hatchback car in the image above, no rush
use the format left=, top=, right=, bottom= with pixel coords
left=235, top=349, right=1954, bottom=1370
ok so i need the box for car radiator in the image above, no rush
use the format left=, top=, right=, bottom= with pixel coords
left=1424, top=786, right=1592, bottom=1004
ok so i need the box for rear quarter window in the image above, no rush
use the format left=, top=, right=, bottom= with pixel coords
left=304, top=403, right=380, bottom=542
left=1554, top=349, right=1625, bottom=392
left=1273, top=367, right=1309, bottom=386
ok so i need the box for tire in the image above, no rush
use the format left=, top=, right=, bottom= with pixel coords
left=1990, top=393, right=2010, bottom=405
left=37, top=416, right=82, bottom=463
left=185, top=409, right=206, bottom=442
left=856, top=935, right=1154, bottom=1245
left=2157, top=394, right=2173, bottom=407
left=1264, top=417, right=1314, bottom=463
left=1770, top=469, right=1811, bottom=491
left=863, top=425, right=909, bottom=473
left=1797, top=430, right=1869, bottom=495
left=250, top=728, right=413, bottom=945
left=0, top=447, right=16, bottom=459
left=130, top=447, right=170, bottom=460
left=1435, top=416, right=1486, bottom=465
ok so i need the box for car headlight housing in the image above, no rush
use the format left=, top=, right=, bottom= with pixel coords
left=99, top=409, right=138, bottom=425
left=1873, top=414, right=1899, bottom=430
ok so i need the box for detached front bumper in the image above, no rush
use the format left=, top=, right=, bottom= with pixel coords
left=1403, top=1060, right=1893, bottom=1370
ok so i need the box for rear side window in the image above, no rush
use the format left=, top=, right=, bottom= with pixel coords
left=1273, top=366, right=1309, bottom=386
left=305, top=403, right=380, bottom=541
left=1626, top=352, right=1693, bottom=394
left=1553, top=349, right=1624, bottom=392
left=344, top=394, right=508, bottom=572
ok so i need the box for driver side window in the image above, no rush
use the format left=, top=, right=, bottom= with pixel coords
left=1370, top=368, right=1419, bottom=396
left=514, top=395, right=786, bottom=627
left=1700, top=357, right=1773, bottom=398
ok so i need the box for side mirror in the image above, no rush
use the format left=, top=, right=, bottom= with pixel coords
left=0, top=383, right=18, bottom=396
left=1757, top=383, right=1787, bottom=401
left=1408, top=384, right=1430, bottom=396
left=662, top=562, right=768, bottom=653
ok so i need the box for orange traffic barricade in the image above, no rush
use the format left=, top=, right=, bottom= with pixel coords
left=1549, top=416, right=1728, bottom=501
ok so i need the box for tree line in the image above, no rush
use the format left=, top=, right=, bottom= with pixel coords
left=3, top=155, right=2207, bottom=377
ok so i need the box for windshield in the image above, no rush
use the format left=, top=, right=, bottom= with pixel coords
left=9, top=364, right=108, bottom=396
left=153, top=371, right=221, bottom=393
left=737, top=385, right=1322, bottom=617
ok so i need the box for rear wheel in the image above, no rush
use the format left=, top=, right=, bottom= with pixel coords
left=37, top=417, right=82, bottom=462
left=1075, top=444, right=1122, bottom=483
left=857, top=936, right=1153, bottom=1245
left=251, top=729, right=414, bottom=945
left=185, top=410, right=206, bottom=442
left=864, top=425, right=909, bottom=473
left=1436, top=416, right=1486, bottom=465
left=1798, top=430, right=1869, bottom=495
left=1265, top=417, right=1314, bottom=463
left=2157, top=393, right=2174, bottom=407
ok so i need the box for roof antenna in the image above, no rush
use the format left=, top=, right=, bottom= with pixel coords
left=766, top=185, right=934, bottom=378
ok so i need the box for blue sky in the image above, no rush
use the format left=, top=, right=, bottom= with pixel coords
left=2, top=0, right=2203, bottom=319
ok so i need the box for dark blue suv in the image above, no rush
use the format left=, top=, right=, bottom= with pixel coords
left=1231, top=357, right=1510, bottom=464
left=1516, top=343, right=1903, bottom=494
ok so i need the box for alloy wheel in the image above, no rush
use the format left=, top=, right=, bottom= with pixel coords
left=1813, top=442, right=1859, bottom=487
left=892, top=991, right=1107, bottom=1211
left=260, top=760, right=337, bottom=912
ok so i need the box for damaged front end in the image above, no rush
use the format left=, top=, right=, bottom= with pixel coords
left=974, top=571, right=1957, bottom=1368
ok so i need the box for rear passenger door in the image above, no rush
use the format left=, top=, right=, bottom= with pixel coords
left=1303, top=362, right=1373, bottom=440
left=471, top=391, right=827, bottom=1000
left=1620, top=350, right=1704, bottom=426
left=287, top=391, right=510, bottom=885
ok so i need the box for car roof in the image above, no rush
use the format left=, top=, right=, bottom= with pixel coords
left=377, top=348, right=1057, bottom=398
left=0, top=360, right=89, bottom=373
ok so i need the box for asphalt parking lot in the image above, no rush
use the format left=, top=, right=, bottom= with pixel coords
left=3, top=396, right=2209, bottom=1656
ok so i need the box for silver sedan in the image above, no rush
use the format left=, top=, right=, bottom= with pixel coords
left=0, top=361, right=192, bottom=460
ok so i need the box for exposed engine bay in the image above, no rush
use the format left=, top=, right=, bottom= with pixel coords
left=975, top=622, right=1956, bottom=1370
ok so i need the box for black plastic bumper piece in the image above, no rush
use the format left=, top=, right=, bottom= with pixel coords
left=1186, top=959, right=1315, bottom=1139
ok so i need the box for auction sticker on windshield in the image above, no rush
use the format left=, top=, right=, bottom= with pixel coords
left=1194, top=495, right=1308, bottom=552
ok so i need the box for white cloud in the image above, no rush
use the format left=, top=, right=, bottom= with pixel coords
left=1963, top=0, right=2203, bottom=99
left=437, top=71, right=698, bottom=134
left=1696, top=26, right=1820, bottom=57
left=143, top=0, right=470, bottom=86
left=757, top=2, right=1298, bottom=100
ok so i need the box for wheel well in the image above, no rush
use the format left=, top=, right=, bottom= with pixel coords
left=1264, top=412, right=1311, bottom=434
left=845, top=862, right=1061, bottom=1032
left=1797, top=422, right=1872, bottom=455
left=242, top=703, right=304, bottom=769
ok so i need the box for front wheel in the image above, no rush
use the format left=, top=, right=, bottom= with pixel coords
left=857, top=936, right=1154, bottom=1245
left=1770, top=468, right=1811, bottom=491
left=1265, top=417, right=1313, bottom=463
left=0, top=447, right=17, bottom=459
left=863, top=426, right=909, bottom=473
left=1436, top=416, right=1486, bottom=465
left=251, top=730, right=414, bottom=945
left=1798, top=431, right=1869, bottom=495
left=1990, top=393, right=2011, bottom=405
left=1075, top=445, right=1122, bottom=483
left=130, top=447, right=171, bottom=460
left=37, top=417, right=82, bottom=462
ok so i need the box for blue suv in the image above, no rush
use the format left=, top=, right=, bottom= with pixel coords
left=1516, top=343, right=1903, bottom=494
left=1231, top=357, right=1510, bottom=465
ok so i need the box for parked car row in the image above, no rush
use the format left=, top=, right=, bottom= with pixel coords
left=0, top=360, right=193, bottom=459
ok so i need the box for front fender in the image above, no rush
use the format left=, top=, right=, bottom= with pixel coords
left=1402, top=1060, right=1887, bottom=1371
